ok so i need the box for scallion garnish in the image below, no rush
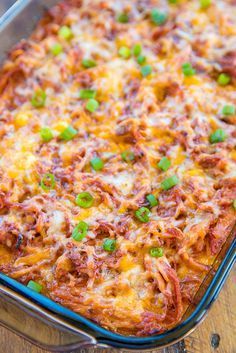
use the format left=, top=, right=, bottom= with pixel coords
left=137, top=55, right=146, bottom=65
left=118, top=46, right=131, bottom=59
left=149, top=247, right=163, bottom=257
left=58, top=25, right=73, bottom=40
left=209, top=129, right=227, bottom=144
left=133, top=43, right=142, bottom=57
left=103, top=238, right=116, bottom=252
left=151, top=9, right=168, bottom=26
left=85, top=99, right=99, bottom=112
left=72, top=221, right=89, bottom=242
left=50, top=43, right=63, bottom=56
left=27, top=280, right=43, bottom=293
left=79, top=89, right=96, bottom=99
left=146, top=194, right=158, bottom=208
left=141, top=65, right=152, bottom=77
left=59, top=125, right=77, bottom=141
left=117, top=13, right=129, bottom=23
left=82, top=58, right=96, bottom=68
left=135, top=207, right=150, bottom=223
left=158, top=157, right=171, bottom=172
left=222, top=105, right=235, bottom=116
left=217, top=73, right=231, bottom=86
left=40, top=173, right=56, bottom=190
left=75, top=192, right=94, bottom=208
left=40, top=127, right=53, bottom=142
left=161, top=175, right=179, bottom=190
left=90, top=157, right=104, bottom=171
left=182, top=62, right=196, bottom=77
left=31, top=89, right=46, bottom=108
left=121, top=150, right=135, bottom=163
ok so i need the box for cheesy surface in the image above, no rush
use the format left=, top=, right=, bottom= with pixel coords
left=0, top=0, right=236, bottom=336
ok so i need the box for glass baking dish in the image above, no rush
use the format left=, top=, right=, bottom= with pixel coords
left=0, top=1, right=235, bottom=351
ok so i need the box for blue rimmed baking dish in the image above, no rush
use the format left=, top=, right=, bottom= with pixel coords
left=0, top=1, right=235, bottom=351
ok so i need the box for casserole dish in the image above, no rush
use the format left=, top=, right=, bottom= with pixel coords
left=0, top=0, right=235, bottom=351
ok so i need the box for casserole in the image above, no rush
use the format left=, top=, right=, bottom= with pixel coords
left=2, top=2, right=235, bottom=348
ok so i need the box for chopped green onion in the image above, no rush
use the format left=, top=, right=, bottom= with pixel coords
left=58, top=25, right=73, bottom=40
left=50, top=43, right=63, bottom=56
left=90, top=157, right=104, bottom=171
left=133, top=43, right=142, bottom=57
left=76, top=192, right=94, bottom=208
left=118, top=46, right=131, bottom=59
left=135, top=207, right=150, bottom=223
left=209, top=129, right=227, bottom=144
left=233, top=200, right=236, bottom=210
left=59, top=125, right=77, bottom=141
left=72, top=221, right=89, bottom=242
left=151, top=9, right=168, bottom=26
left=158, top=157, right=171, bottom=172
left=168, top=0, right=178, bottom=3
left=146, top=194, right=158, bottom=208
left=217, top=73, right=231, bottom=86
left=200, top=0, right=211, bottom=9
left=82, top=58, right=96, bottom=69
left=79, top=89, right=97, bottom=99
left=103, top=238, right=116, bottom=252
left=85, top=99, right=99, bottom=112
left=121, top=150, right=135, bottom=163
left=31, top=89, right=46, bottom=108
left=161, top=175, right=179, bottom=190
left=40, top=173, right=56, bottom=190
left=141, top=65, right=152, bottom=77
left=40, top=127, right=53, bottom=142
left=27, top=280, right=43, bottom=293
left=137, top=55, right=146, bottom=65
left=117, top=13, right=129, bottom=23
left=182, top=62, right=196, bottom=77
left=149, top=247, right=163, bottom=257
left=222, top=105, right=235, bottom=116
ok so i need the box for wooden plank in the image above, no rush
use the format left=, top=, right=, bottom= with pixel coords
left=0, top=267, right=235, bottom=353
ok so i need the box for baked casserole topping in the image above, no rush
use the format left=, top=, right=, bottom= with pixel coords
left=0, top=0, right=235, bottom=336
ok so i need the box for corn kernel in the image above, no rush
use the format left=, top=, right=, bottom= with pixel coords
left=14, top=112, right=31, bottom=128
left=53, top=120, right=70, bottom=132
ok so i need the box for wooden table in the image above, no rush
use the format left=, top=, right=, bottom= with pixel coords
left=0, top=267, right=235, bottom=353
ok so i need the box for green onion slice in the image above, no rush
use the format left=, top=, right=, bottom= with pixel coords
left=222, top=105, right=235, bottom=116
left=161, top=175, right=179, bottom=190
left=85, top=99, right=99, bottom=112
left=151, top=9, right=168, bottom=26
left=149, top=247, right=163, bottom=257
left=50, top=43, right=63, bottom=56
left=141, top=65, right=152, bottom=77
left=72, top=221, right=89, bottom=242
left=133, top=43, right=142, bottom=57
left=146, top=194, right=158, bottom=208
left=27, top=280, right=43, bottom=293
left=82, top=58, right=96, bottom=68
left=233, top=200, right=236, bottom=210
left=90, top=157, right=104, bottom=171
left=59, top=125, right=77, bottom=141
left=76, top=192, right=94, bottom=208
left=158, top=157, right=171, bottom=171
left=182, top=62, right=196, bottom=77
left=31, top=89, right=46, bottom=108
left=58, top=25, right=73, bottom=40
left=40, top=127, right=53, bottom=142
left=209, top=129, right=227, bottom=144
left=40, top=173, right=56, bottom=190
left=103, top=238, right=116, bottom=252
left=217, top=73, right=231, bottom=86
left=121, top=150, right=135, bottom=163
left=137, top=55, right=146, bottom=65
left=117, top=13, right=129, bottom=23
left=135, top=207, right=150, bottom=223
left=118, top=46, right=131, bottom=59
left=79, top=89, right=97, bottom=99
left=200, top=0, right=211, bottom=9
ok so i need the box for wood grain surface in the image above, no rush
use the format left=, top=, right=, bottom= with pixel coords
left=0, top=267, right=235, bottom=353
